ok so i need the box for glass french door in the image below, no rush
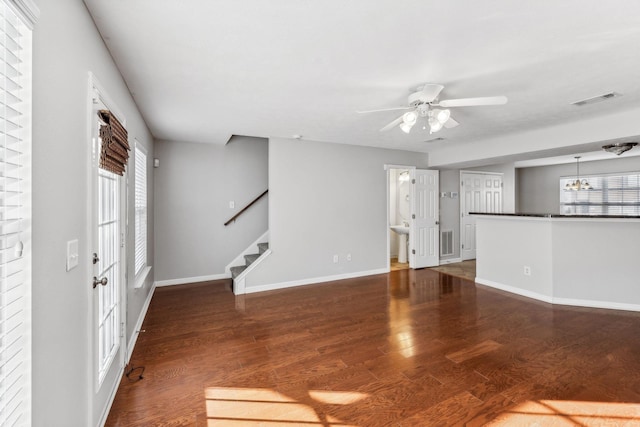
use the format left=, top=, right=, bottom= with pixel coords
left=90, top=82, right=126, bottom=425
left=95, top=166, right=121, bottom=383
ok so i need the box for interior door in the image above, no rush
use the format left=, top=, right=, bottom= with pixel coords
left=91, top=91, right=126, bottom=425
left=460, top=172, right=503, bottom=260
left=410, top=169, right=439, bottom=268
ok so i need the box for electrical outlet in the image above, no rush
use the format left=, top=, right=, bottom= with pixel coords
left=524, top=266, right=531, bottom=276
left=333, top=254, right=339, bottom=263
left=346, top=253, right=352, bottom=261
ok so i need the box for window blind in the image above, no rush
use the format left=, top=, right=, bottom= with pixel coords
left=98, top=110, right=129, bottom=175
left=560, top=172, right=640, bottom=216
left=134, top=144, right=147, bottom=275
left=0, top=1, right=33, bottom=425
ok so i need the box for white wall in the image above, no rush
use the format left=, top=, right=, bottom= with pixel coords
left=438, top=169, right=461, bottom=261
left=517, top=155, right=640, bottom=213
left=32, top=0, right=154, bottom=425
left=244, top=138, right=428, bottom=292
left=154, top=136, right=268, bottom=282
left=437, top=162, right=516, bottom=261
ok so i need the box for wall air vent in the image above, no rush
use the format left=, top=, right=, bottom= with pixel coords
left=440, top=230, right=454, bottom=256
left=571, top=92, right=621, bottom=106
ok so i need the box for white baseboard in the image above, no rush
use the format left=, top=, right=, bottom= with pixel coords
left=475, top=277, right=554, bottom=304
left=98, top=369, right=121, bottom=427
left=552, top=297, right=640, bottom=312
left=243, top=268, right=388, bottom=295
left=126, top=281, right=156, bottom=363
left=155, top=273, right=230, bottom=287
left=476, top=277, right=640, bottom=312
left=439, top=257, right=462, bottom=265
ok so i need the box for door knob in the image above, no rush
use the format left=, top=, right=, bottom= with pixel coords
left=93, top=276, right=108, bottom=288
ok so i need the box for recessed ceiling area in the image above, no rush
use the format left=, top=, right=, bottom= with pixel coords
left=82, top=0, right=640, bottom=167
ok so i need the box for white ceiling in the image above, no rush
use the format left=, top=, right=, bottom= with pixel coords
left=83, top=0, right=640, bottom=164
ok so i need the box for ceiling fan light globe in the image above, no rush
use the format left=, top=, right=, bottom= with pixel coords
left=402, top=111, right=417, bottom=126
left=436, top=109, right=451, bottom=124
left=430, top=121, right=443, bottom=133
left=400, top=122, right=413, bottom=134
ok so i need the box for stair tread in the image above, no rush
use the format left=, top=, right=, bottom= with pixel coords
left=230, top=265, right=247, bottom=279
left=245, top=253, right=260, bottom=264
left=233, top=242, right=269, bottom=286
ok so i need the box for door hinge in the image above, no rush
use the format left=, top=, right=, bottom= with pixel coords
left=462, top=244, right=464, bottom=249
left=120, top=322, right=125, bottom=338
left=412, top=249, right=415, bottom=254
left=411, top=179, right=415, bottom=184
left=120, top=232, right=125, bottom=248
left=412, top=214, right=415, bottom=219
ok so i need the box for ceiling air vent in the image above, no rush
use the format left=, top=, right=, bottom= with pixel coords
left=571, top=92, right=621, bottom=106
left=424, top=137, right=445, bottom=143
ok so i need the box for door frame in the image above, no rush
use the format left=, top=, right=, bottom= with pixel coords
left=87, top=72, right=128, bottom=426
left=385, top=164, right=415, bottom=271
left=459, top=170, right=503, bottom=260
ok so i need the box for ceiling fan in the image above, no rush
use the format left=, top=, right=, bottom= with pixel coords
left=357, top=84, right=507, bottom=134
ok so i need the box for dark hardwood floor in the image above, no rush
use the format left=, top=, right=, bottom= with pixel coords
left=106, top=268, right=640, bottom=426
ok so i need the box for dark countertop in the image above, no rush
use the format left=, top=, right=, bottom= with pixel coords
left=470, top=212, right=640, bottom=219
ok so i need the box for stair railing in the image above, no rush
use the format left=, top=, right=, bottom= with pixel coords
left=224, top=189, right=268, bottom=226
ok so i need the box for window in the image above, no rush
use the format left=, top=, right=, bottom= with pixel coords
left=560, top=172, right=640, bottom=216
left=134, top=142, right=147, bottom=278
left=0, top=1, right=36, bottom=425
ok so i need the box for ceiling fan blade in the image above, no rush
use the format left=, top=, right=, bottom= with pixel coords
left=357, top=106, right=411, bottom=114
left=444, top=116, right=459, bottom=129
left=380, top=115, right=404, bottom=132
left=438, top=96, right=508, bottom=108
left=419, top=84, right=444, bottom=103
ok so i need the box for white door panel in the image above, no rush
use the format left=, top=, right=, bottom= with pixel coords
left=411, top=169, right=439, bottom=268
left=460, top=172, right=503, bottom=260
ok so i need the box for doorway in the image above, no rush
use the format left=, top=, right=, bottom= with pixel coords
left=387, top=166, right=440, bottom=270
left=459, top=171, right=503, bottom=260
left=388, top=167, right=412, bottom=270
left=90, top=75, right=128, bottom=426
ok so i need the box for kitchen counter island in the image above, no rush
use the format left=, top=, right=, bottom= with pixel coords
left=471, top=213, right=640, bottom=312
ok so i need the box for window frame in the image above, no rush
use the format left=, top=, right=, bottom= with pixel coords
left=133, top=141, right=150, bottom=287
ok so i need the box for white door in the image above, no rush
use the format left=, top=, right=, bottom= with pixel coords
left=91, top=91, right=126, bottom=425
left=410, top=169, right=439, bottom=268
left=460, top=172, right=502, bottom=260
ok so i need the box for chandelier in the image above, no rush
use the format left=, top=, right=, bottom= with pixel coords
left=602, top=142, right=637, bottom=156
left=565, top=156, right=591, bottom=191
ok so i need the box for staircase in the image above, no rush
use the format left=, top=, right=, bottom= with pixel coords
left=230, top=242, right=269, bottom=283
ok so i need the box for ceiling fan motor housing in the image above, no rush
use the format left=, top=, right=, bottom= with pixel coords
left=408, top=90, right=433, bottom=107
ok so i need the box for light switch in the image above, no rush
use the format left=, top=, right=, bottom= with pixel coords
left=66, top=239, right=79, bottom=271
left=229, top=201, right=235, bottom=209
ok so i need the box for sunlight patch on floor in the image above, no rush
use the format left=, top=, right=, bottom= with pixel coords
left=205, top=387, right=368, bottom=426
left=487, top=399, right=640, bottom=426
